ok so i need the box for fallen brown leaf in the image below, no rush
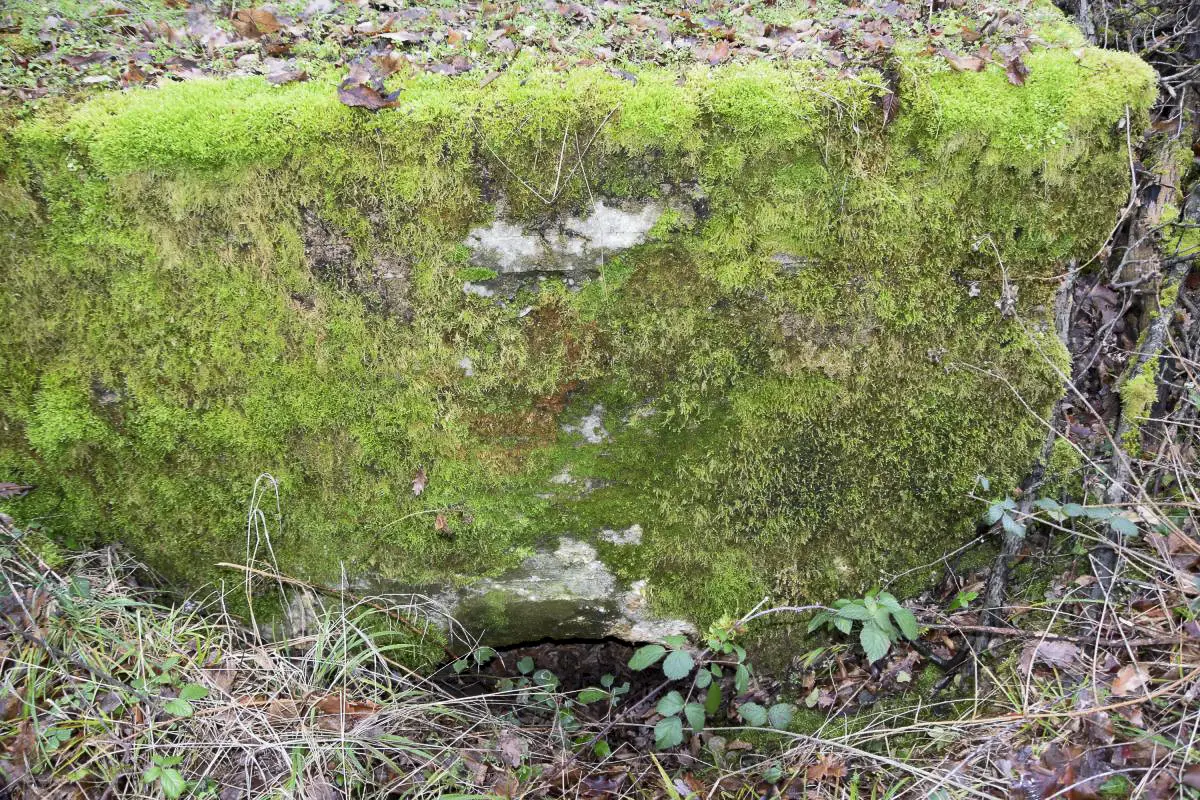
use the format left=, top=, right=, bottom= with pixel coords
left=498, top=729, right=528, bottom=767
left=1019, top=639, right=1079, bottom=673
left=337, top=63, right=402, bottom=111
left=1111, top=663, right=1148, bottom=696
left=231, top=8, right=282, bottom=39
left=706, top=40, right=731, bottom=65
left=120, top=61, right=147, bottom=86
left=313, top=694, right=380, bottom=731
left=266, top=66, right=307, bottom=85
left=808, top=754, right=847, bottom=782
left=0, top=483, right=33, bottom=500
left=1004, top=56, right=1029, bottom=86
left=939, top=48, right=985, bottom=71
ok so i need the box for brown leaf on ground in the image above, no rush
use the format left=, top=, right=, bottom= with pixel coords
left=938, top=48, right=985, bottom=71
left=879, top=91, right=899, bottom=126
left=267, top=69, right=306, bottom=85
left=434, top=512, right=452, bottom=537
left=1019, top=639, right=1079, bottom=673
left=490, top=772, right=521, bottom=797
left=312, top=694, right=380, bottom=730
left=705, top=40, right=732, bottom=65
left=265, top=59, right=307, bottom=85
left=1111, top=663, right=1148, bottom=696
left=205, top=666, right=238, bottom=694
left=861, top=31, right=893, bottom=52
left=266, top=697, right=301, bottom=720
left=231, top=8, right=282, bottom=39
left=808, top=755, right=847, bottom=782
left=120, top=61, right=146, bottom=86
left=5, top=721, right=36, bottom=783
left=498, top=729, right=528, bottom=766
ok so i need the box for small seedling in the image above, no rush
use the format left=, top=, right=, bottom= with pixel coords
left=143, top=755, right=187, bottom=799
left=808, top=591, right=919, bottom=664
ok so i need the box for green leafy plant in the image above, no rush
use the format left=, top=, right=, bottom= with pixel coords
left=627, top=635, right=702, bottom=748
left=575, top=672, right=631, bottom=709
left=983, top=496, right=1027, bottom=538
left=808, top=591, right=919, bottom=664
left=41, top=727, right=71, bottom=753
left=627, top=635, right=695, bottom=679
left=451, top=645, right=497, bottom=675
left=143, top=755, right=187, bottom=799
left=1030, top=497, right=1140, bottom=535
left=626, top=620, right=773, bottom=748
left=163, top=683, right=207, bottom=718
left=948, top=589, right=978, bottom=611
left=735, top=700, right=795, bottom=730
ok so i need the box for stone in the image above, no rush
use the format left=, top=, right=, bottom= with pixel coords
left=0, top=37, right=1156, bottom=649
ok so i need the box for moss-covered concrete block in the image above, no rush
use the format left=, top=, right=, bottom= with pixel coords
left=0, top=18, right=1154, bottom=641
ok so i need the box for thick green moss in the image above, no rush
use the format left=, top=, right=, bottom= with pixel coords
left=0, top=42, right=1155, bottom=629
left=1119, top=355, right=1160, bottom=454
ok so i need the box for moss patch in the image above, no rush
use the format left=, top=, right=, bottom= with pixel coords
left=0, top=37, right=1155, bottom=630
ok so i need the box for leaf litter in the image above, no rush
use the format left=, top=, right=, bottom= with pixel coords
left=1, top=0, right=1042, bottom=109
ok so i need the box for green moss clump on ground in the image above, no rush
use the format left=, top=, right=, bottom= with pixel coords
left=0, top=35, right=1156, bottom=631
left=1119, top=356, right=1160, bottom=454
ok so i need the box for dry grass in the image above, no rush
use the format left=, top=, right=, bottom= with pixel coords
left=0, top=535, right=586, bottom=799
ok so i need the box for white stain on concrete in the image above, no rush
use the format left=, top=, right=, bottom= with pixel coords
left=562, top=404, right=609, bottom=444
left=465, top=200, right=663, bottom=274
left=599, top=524, right=643, bottom=546
left=613, top=579, right=697, bottom=642
left=462, top=281, right=495, bottom=298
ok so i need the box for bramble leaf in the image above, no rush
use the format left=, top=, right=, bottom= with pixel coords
left=655, top=715, right=684, bottom=749
left=164, top=698, right=193, bottom=718
left=656, top=691, right=684, bottom=717
left=860, top=623, right=890, bottom=664
left=767, top=703, right=794, bottom=730
left=578, top=688, right=608, bottom=704
left=738, top=702, right=768, bottom=726
left=628, top=644, right=666, bottom=671
left=891, top=607, right=919, bottom=640
left=662, top=649, right=694, bottom=680
left=178, top=683, right=207, bottom=701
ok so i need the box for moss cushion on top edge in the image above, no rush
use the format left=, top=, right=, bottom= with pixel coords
left=0, top=40, right=1155, bottom=633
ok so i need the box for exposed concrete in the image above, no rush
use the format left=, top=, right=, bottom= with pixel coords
left=461, top=197, right=681, bottom=300
left=437, top=537, right=693, bottom=645
left=599, top=524, right=643, bottom=546
left=562, top=404, right=609, bottom=444
left=465, top=199, right=663, bottom=275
